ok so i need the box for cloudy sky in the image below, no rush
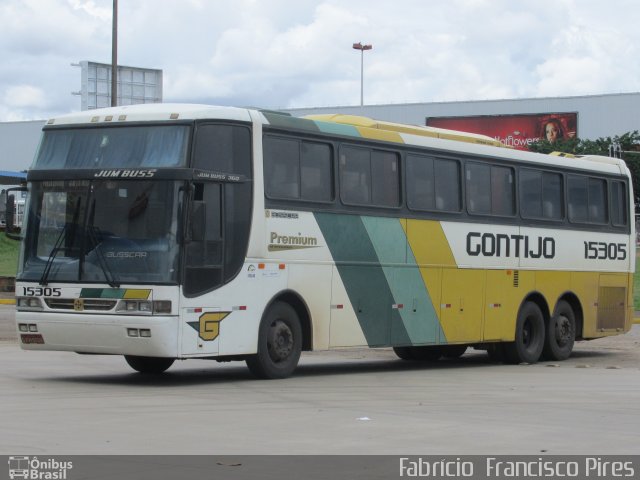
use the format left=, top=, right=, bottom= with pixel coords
left=1, top=0, right=639, bottom=121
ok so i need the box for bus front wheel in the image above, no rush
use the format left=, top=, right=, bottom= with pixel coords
left=504, top=302, right=545, bottom=364
left=246, top=302, right=302, bottom=379
left=125, top=355, right=175, bottom=374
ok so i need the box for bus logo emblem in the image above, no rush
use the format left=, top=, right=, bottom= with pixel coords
left=73, top=299, right=84, bottom=311
left=187, top=312, right=231, bottom=341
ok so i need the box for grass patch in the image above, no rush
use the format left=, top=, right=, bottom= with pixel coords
left=635, top=251, right=640, bottom=311
left=0, top=233, right=20, bottom=277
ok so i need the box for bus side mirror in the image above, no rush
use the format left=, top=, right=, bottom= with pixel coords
left=190, top=201, right=206, bottom=242
left=6, top=194, right=14, bottom=230
left=5, top=186, right=26, bottom=241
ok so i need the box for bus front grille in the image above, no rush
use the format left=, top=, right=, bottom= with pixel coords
left=45, top=298, right=117, bottom=311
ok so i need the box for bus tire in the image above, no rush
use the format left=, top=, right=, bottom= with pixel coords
left=504, top=302, right=545, bottom=364
left=125, top=355, right=174, bottom=374
left=246, top=302, right=302, bottom=379
left=441, top=345, right=467, bottom=359
left=393, top=346, right=415, bottom=361
left=542, top=300, right=576, bottom=361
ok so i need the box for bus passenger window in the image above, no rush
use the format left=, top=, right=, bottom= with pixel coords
left=264, top=136, right=333, bottom=202
left=301, top=142, right=333, bottom=202
left=611, top=181, right=628, bottom=227
left=339, top=146, right=399, bottom=208
left=371, top=151, right=399, bottom=207
left=406, top=154, right=435, bottom=211
left=467, top=163, right=514, bottom=216
left=466, top=164, right=491, bottom=214
left=435, top=159, right=461, bottom=212
left=520, top=169, right=562, bottom=220
left=568, top=175, right=588, bottom=222
left=588, top=178, right=607, bottom=224
left=407, top=156, right=460, bottom=213
left=264, top=136, right=300, bottom=199
left=542, top=172, right=563, bottom=219
left=340, top=147, right=371, bottom=205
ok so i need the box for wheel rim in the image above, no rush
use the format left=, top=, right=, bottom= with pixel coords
left=555, top=315, right=572, bottom=346
left=267, top=319, right=294, bottom=363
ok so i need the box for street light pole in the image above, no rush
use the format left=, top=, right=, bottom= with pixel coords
left=352, top=42, right=372, bottom=107
left=111, top=0, right=118, bottom=107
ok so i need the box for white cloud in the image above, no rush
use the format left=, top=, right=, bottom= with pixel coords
left=68, top=0, right=111, bottom=21
left=3, top=85, right=48, bottom=108
left=0, top=0, right=639, bottom=120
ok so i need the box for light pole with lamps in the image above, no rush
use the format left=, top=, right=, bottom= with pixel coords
left=111, top=0, right=118, bottom=107
left=352, top=42, right=372, bottom=106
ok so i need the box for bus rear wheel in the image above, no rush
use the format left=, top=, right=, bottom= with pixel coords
left=246, top=302, right=302, bottom=379
left=542, top=300, right=576, bottom=361
left=125, top=355, right=174, bottom=374
left=504, top=302, right=545, bottom=364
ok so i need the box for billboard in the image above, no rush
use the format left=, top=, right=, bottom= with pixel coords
left=426, top=113, right=578, bottom=150
left=74, top=61, right=163, bottom=111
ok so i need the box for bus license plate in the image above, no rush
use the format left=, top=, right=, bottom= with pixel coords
left=21, top=334, right=45, bottom=344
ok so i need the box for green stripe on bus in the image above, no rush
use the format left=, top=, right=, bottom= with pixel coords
left=80, top=288, right=125, bottom=299
left=361, top=217, right=444, bottom=345
left=262, top=112, right=322, bottom=133
left=314, top=121, right=361, bottom=137
left=315, top=213, right=410, bottom=347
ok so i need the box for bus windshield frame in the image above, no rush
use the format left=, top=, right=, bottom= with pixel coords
left=18, top=179, right=184, bottom=286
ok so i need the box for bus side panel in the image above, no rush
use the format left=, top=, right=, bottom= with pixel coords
left=287, top=263, right=333, bottom=350
left=316, top=213, right=444, bottom=348
left=404, top=219, right=453, bottom=344
left=570, top=271, right=600, bottom=339
left=439, top=267, right=485, bottom=343
left=483, top=269, right=524, bottom=341
left=328, top=265, right=368, bottom=348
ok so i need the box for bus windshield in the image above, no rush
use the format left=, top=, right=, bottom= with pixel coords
left=18, top=180, right=182, bottom=285
left=33, top=125, right=189, bottom=169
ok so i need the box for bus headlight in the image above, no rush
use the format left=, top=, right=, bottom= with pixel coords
left=119, top=300, right=170, bottom=314
left=153, top=301, right=172, bottom=314
left=124, top=301, right=139, bottom=312
left=17, top=297, right=43, bottom=310
left=138, top=301, right=152, bottom=312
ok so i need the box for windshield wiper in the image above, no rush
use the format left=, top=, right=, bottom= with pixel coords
left=39, top=197, right=82, bottom=286
left=81, top=197, right=120, bottom=288
left=86, top=223, right=120, bottom=288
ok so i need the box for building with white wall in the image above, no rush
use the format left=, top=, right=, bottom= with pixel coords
left=283, top=92, right=640, bottom=146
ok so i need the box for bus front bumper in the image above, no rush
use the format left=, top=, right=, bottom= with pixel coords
left=15, top=311, right=180, bottom=358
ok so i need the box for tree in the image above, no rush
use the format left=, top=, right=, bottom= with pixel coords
left=529, top=131, right=640, bottom=203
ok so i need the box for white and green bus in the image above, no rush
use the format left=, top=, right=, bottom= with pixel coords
left=11, top=104, right=635, bottom=378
